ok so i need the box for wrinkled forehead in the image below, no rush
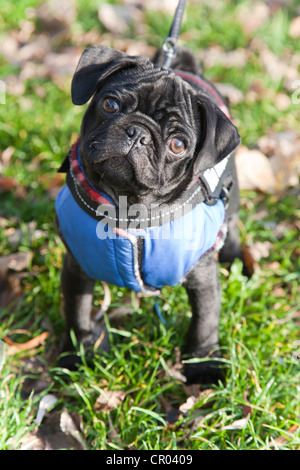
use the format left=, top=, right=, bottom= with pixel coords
left=98, top=63, right=194, bottom=105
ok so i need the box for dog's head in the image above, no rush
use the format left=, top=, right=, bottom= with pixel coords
left=71, top=46, right=240, bottom=205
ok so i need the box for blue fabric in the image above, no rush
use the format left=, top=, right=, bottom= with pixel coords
left=55, top=185, right=225, bottom=292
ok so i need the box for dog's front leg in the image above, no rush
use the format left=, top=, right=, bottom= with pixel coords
left=182, top=256, right=224, bottom=385
left=60, top=251, right=96, bottom=357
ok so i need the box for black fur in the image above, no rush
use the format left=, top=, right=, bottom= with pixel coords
left=59, top=46, right=242, bottom=384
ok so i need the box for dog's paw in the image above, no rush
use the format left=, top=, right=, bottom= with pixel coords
left=58, top=322, right=110, bottom=370
left=58, top=352, right=83, bottom=371
left=183, top=359, right=225, bottom=386
left=183, top=348, right=225, bottom=386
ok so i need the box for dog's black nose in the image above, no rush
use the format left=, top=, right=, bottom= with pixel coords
left=126, top=125, right=150, bottom=146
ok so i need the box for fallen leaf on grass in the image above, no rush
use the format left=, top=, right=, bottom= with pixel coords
left=215, top=83, right=244, bottom=105
left=221, top=417, right=249, bottom=431
left=3, top=331, right=50, bottom=355
left=262, top=424, right=299, bottom=449
left=289, top=16, right=300, bottom=39
left=242, top=389, right=253, bottom=417
left=258, top=131, right=300, bottom=187
left=242, top=242, right=272, bottom=276
left=98, top=3, right=145, bottom=36
left=0, top=273, right=23, bottom=309
left=179, top=388, right=215, bottom=416
left=0, top=146, right=15, bottom=169
left=95, top=390, right=126, bottom=412
left=259, top=46, right=299, bottom=90
left=60, top=410, right=86, bottom=450
left=199, top=45, right=249, bottom=70
left=141, top=0, right=180, bottom=12
left=36, top=0, right=76, bottom=34
left=0, top=252, right=33, bottom=273
left=235, top=146, right=279, bottom=192
left=17, top=433, right=45, bottom=450
left=18, top=410, right=86, bottom=450
left=0, top=175, right=18, bottom=193
left=5, top=221, right=46, bottom=246
left=235, top=1, right=270, bottom=35
left=0, top=252, right=33, bottom=308
left=179, top=395, right=198, bottom=415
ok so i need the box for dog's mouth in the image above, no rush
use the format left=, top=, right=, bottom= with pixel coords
left=80, top=150, right=161, bottom=206
left=80, top=134, right=164, bottom=198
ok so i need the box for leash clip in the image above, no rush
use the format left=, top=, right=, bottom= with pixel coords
left=163, top=37, right=177, bottom=56
left=220, top=182, right=233, bottom=210
left=162, top=0, right=186, bottom=69
left=162, top=37, right=177, bottom=69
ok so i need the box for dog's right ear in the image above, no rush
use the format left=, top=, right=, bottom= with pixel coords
left=71, top=46, right=147, bottom=105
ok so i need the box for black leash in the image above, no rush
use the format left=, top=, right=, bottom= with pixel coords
left=162, top=0, right=186, bottom=69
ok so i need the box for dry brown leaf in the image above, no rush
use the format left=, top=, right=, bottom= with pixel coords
left=0, top=146, right=15, bottom=168
left=0, top=251, right=33, bottom=274
left=17, top=36, right=50, bottom=62
left=179, top=388, right=214, bottom=415
left=236, top=1, right=270, bottom=35
left=95, top=390, right=126, bottom=412
left=263, top=424, right=299, bottom=449
left=199, top=45, right=249, bottom=70
left=289, top=16, right=300, bottom=39
left=60, top=410, right=86, bottom=450
left=179, top=395, right=197, bottom=415
left=98, top=3, right=145, bottom=36
left=18, top=432, right=45, bottom=450
left=44, top=49, right=81, bottom=79
left=0, top=175, right=18, bottom=193
left=242, top=389, right=253, bottom=417
left=246, top=79, right=271, bottom=102
left=222, top=417, right=249, bottom=431
left=274, top=92, right=291, bottom=111
left=18, top=411, right=85, bottom=450
left=98, top=4, right=129, bottom=34
left=3, top=331, right=50, bottom=355
left=259, top=46, right=299, bottom=90
left=36, top=0, right=76, bottom=33
left=242, top=242, right=271, bottom=276
left=0, top=273, right=23, bottom=309
left=235, top=146, right=279, bottom=192
left=257, top=131, right=300, bottom=189
left=215, top=83, right=244, bottom=105
left=132, top=0, right=179, bottom=13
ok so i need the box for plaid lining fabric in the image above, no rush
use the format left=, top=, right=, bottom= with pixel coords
left=70, top=137, right=113, bottom=206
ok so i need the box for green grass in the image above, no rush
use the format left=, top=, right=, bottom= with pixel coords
left=0, top=0, right=299, bottom=450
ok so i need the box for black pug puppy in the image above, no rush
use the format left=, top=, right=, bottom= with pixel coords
left=55, top=45, right=242, bottom=385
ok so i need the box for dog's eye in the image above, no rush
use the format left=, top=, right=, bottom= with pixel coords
left=101, top=98, right=120, bottom=114
left=167, top=138, right=186, bottom=155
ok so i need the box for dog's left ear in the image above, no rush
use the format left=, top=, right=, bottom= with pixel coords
left=71, top=46, right=148, bottom=105
left=193, top=96, right=241, bottom=173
